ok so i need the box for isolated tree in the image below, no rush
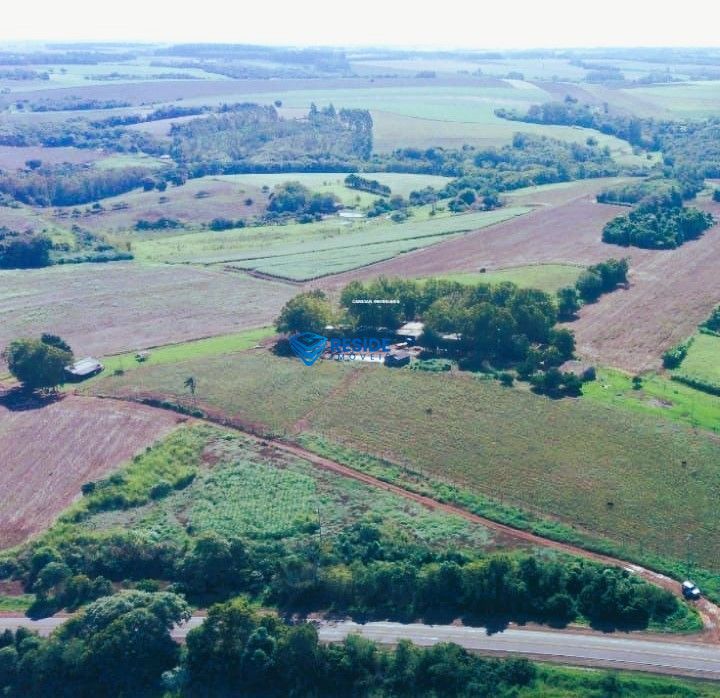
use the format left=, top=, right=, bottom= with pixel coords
left=276, top=290, right=333, bottom=335
left=3, top=336, right=73, bottom=392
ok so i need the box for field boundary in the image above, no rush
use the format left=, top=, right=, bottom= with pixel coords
left=84, top=392, right=720, bottom=641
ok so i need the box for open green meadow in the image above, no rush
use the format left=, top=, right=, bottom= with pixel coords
left=134, top=205, right=532, bottom=279
left=621, top=81, right=720, bottom=118
left=85, top=326, right=276, bottom=378
left=583, top=367, right=720, bottom=434
left=674, top=333, right=720, bottom=386
left=85, top=350, right=720, bottom=573
left=427, top=264, right=583, bottom=293
left=218, top=172, right=453, bottom=202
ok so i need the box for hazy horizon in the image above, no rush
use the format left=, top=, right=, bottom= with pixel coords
left=4, top=0, right=720, bottom=49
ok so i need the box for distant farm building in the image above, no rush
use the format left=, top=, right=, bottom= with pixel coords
left=65, top=357, right=104, bottom=381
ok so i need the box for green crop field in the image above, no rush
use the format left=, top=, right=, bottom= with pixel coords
left=52, top=424, right=499, bottom=554
left=621, top=81, right=720, bottom=118
left=427, top=264, right=583, bottom=293
left=134, top=205, right=532, bottom=279
left=86, top=350, right=720, bottom=572
left=674, top=333, right=720, bottom=385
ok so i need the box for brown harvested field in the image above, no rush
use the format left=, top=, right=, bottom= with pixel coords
left=0, top=262, right=295, bottom=360
left=51, top=176, right=268, bottom=232
left=313, top=185, right=720, bottom=372
left=0, top=394, right=182, bottom=548
left=569, top=199, right=720, bottom=372
left=313, top=187, right=630, bottom=288
left=0, top=145, right=102, bottom=170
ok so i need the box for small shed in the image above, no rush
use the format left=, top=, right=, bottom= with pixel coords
left=385, top=350, right=411, bottom=368
left=65, top=357, right=104, bottom=381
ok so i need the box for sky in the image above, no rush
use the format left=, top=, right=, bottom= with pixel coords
left=2, top=0, right=719, bottom=48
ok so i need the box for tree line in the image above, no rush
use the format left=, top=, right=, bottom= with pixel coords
left=0, top=591, right=541, bottom=698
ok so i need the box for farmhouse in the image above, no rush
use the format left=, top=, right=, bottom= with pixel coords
left=65, top=357, right=104, bottom=380
left=397, top=321, right=424, bottom=343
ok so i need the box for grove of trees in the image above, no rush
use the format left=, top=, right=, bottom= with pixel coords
left=603, top=196, right=714, bottom=249
left=2, top=334, right=74, bottom=392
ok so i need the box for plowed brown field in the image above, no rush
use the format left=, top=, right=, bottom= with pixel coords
left=0, top=394, right=182, bottom=548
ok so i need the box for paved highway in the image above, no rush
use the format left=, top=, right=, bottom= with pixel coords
left=2, top=616, right=719, bottom=679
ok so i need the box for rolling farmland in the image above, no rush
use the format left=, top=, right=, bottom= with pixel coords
left=85, top=349, right=720, bottom=570
left=0, top=263, right=295, bottom=360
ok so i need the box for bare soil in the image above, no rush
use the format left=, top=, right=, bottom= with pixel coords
left=0, top=393, right=181, bottom=549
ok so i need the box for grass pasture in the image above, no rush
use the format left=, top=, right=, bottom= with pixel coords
left=51, top=175, right=268, bottom=233
left=583, top=367, right=720, bottom=435
left=675, top=333, right=720, bottom=386
left=218, top=171, right=453, bottom=204
left=85, top=350, right=720, bottom=572
left=427, top=263, right=583, bottom=293
left=135, top=206, right=532, bottom=279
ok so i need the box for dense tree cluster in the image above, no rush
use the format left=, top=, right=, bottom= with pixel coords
left=277, top=278, right=582, bottom=391
left=0, top=68, right=49, bottom=80
left=170, top=104, right=373, bottom=170
left=18, top=96, right=131, bottom=112
left=267, top=181, right=339, bottom=219
left=2, top=334, right=74, bottom=392
left=0, top=591, right=190, bottom=697
left=0, top=164, right=158, bottom=206
left=702, top=305, right=720, bottom=333
left=4, top=518, right=682, bottom=635
left=0, top=228, right=51, bottom=268
left=372, top=133, right=620, bottom=189
left=602, top=196, right=714, bottom=249
left=495, top=99, right=649, bottom=147
left=0, top=118, right=167, bottom=154
left=662, top=338, right=693, bottom=369
left=596, top=178, right=689, bottom=205
left=276, top=289, right=334, bottom=335
left=556, top=258, right=629, bottom=322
